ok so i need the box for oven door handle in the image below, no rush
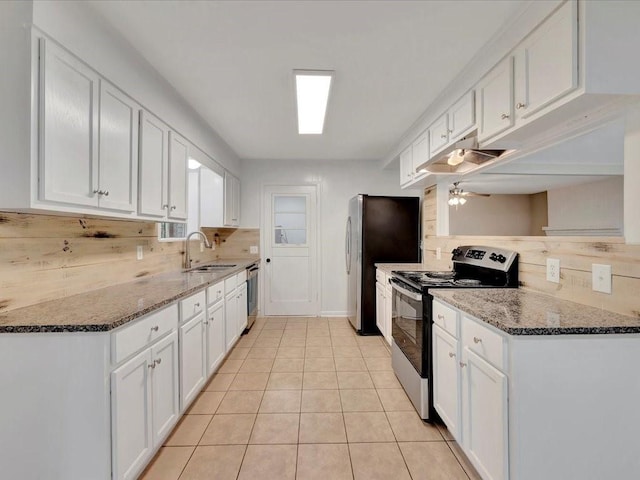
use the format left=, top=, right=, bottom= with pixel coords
left=390, top=279, right=423, bottom=301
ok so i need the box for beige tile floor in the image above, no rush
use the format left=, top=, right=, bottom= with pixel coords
left=140, top=317, right=481, bottom=480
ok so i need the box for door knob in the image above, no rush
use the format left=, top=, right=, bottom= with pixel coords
left=266, top=258, right=271, bottom=263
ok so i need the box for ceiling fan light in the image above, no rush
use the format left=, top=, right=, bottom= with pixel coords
left=458, top=197, right=467, bottom=205
left=448, top=197, right=459, bottom=206
left=447, top=149, right=465, bottom=166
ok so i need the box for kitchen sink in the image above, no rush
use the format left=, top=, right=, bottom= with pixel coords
left=189, top=264, right=237, bottom=272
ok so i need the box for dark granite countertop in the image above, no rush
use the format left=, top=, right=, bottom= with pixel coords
left=0, top=259, right=259, bottom=334
left=431, top=289, right=640, bottom=335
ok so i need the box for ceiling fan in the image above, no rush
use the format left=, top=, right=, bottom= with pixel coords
left=448, top=182, right=491, bottom=206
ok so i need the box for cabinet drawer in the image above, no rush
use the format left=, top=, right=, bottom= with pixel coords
left=376, top=270, right=387, bottom=284
left=112, top=304, right=178, bottom=365
left=180, top=291, right=206, bottom=322
left=207, top=280, right=225, bottom=306
left=462, top=316, right=506, bottom=371
left=433, top=300, right=458, bottom=338
left=224, top=274, right=237, bottom=293
left=236, top=270, right=247, bottom=284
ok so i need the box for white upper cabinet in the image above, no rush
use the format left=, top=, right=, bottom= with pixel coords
left=168, top=132, right=188, bottom=220
left=428, top=113, right=449, bottom=156
left=39, top=38, right=100, bottom=208
left=399, top=146, right=414, bottom=185
left=200, top=167, right=224, bottom=228
left=138, top=111, right=188, bottom=221
left=448, top=91, right=476, bottom=140
left=223, top=172, right=240, bottom=227
left=411, top=132, right=429, bottom=179
left=98, top=81, right=139, bottom=212
left=514, top=0, right=577, bottom=121
left=477, top=56, right=515, bottom=143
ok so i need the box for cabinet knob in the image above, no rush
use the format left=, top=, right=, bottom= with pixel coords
left=516, top=102, right=527, bottom=110
left=93, top=189, right=101, bottom=195
left=473, top=336, right=482, bottom=344
left=437, top=314, right=444, bottom=320
left=155, top=358, right=162, bottom=366
left=440, top=134, right=447, bottom=139
left=103, top=191, right=109, bottom=196
left=148, top=362, right=156, bottom=369
left=448, top=352, right=456, bottom=358
left=459, top=362, right=467, bottom=368
left=448, top=129, right=453, bottom=134
left=203, top=320, right=209, bottom=325
left=162, top=204, right=169, bottom=209
left=171, top=205, right=177, bottom=210
left=151, top=325, right=159, bottom=332
left=195, top=302, right=200, bottom=307
left=501, top=113, right=510, bottom=120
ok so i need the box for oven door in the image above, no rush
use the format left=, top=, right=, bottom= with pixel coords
left=391, top=278, right=424, bottom=376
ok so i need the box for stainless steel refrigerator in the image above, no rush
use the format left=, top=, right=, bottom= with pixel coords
left=345, top=195, right=420, bottom=334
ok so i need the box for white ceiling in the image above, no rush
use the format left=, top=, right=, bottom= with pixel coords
left=88, top=0, right=528, bottom=162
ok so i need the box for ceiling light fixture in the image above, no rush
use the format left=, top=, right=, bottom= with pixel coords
left=294, top=70, right=334, bottom=134
left=188, top=159, right=201, bottom=170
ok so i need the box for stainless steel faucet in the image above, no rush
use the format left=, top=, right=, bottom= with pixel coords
left=184, top=231, right=212, bottom=270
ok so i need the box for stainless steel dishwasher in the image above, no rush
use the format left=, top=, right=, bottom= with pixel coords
left=246, top=263, right=259, bottom=330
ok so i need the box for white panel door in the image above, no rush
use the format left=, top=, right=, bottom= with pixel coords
left=39, top=38, right=99, bottom=207
left=200, top=167, right=224, bottom=227
left=428, top=113, right=449, bottom=156
left=111, top=349, right=152, bottom=480
left=98, top=80, right=138, bottom=212
left=179, top=312, right=206, bottom=410
left=449, top=91, right=476, bottom=139
left=225, top=290, right=239, bottom=350
left=263, top=185, right=319, bottom=316
left=477, top=56, right=515, bottom=142
left=207, top=301, right=226, bottom=375
left=138, top=111, right=168, bottom=218
left=150, top=331, right=179, bottom=446
left=168, top=131, right=188, bottom=220
left=433, top=325, right=461, bottom=441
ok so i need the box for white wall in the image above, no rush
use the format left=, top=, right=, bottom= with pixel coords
left=547, top=176, right=623, bottom=233
left=449, top=195, right=535, bottom=236
left=31, top=0, right=240, bottom=175
left=241, top=159, right=420, bottom=316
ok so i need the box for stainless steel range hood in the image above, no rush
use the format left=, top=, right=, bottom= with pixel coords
left=415, top=133, right=505, bottom=175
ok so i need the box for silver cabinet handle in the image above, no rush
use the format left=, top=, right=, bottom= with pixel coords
left=155, top=358, right=162, bottom=366
left=516, top=102, right=527, bottom=109
left=162, top=204, right=169, bottom=209
left=501, top=113, right=510, bottom=120
left=103, top=191, right=109, bottom=196
left=440, top=133, right=447, bottom=139
left=459, top=362, right=467, bottom=368
left=148, top=362, right=156, bottom=369
left=449, top=352, right=456, bottom=358
left=93, top=189, right=108, bottom=196
left=171, top=205, right=177, bottom=210
left=437, top=314, right=444, bottom=320
left=203, top=320, right=209, bottom=325
left=93, top=189, right=101, bottom=195
left=473, top=336, right=482, bottom=344
left=151, top=326, right=159, bottom=332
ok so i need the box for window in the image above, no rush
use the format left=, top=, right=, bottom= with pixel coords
left=158, top=222, right=187, bottom=241
left=273, top=195, right=307, bottom=245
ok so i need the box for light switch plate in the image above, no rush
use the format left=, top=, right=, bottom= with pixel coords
left=436, top=247, right=442, bottom=260
left=592, top=264, right=612, bottom=294
left=136, top=245, right=143, bottom=260
left=250, top=245, right=259, bottom=254
left=546, top=258, right=560, bottom=283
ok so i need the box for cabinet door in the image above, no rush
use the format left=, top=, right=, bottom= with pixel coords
left=411, top=132, right=429, bottom=177
left=462, top=347, right=508, bottom=480
left=375, top=281, right=386, bottom=338
left=428, top=113, right=449, bottom=156
left=206, top=302, right=226, bottom=375
left=179, top=312, right=206, bottom=410
left=39, top=38, right=99, bottom=208
left=237, top=283, right=248, bottom=335
left=168, top=131, right=188, bottom=220
left=223, top=172, right=240, bottom=226
left=433, top=325, right=460, bottom=440
left=98, top=80, right=138, bottom=212
left=200, top=167, right=224, bottom=227
left=449, top=91, right=475, bottom=139
left=150, top=331, right=179, bottom=446
left=111, top=349, right=152, bottom=480
left=139, top=111, right=169, bottom=217
left=399, top=146, right=414, bottom=185
left=225, top=291, right=239, bottom=351
left=477, top=56, right=514, bottom=142
left=515, top=0, right=577, bottom=120
left=384, top=284, right=393, bottom=346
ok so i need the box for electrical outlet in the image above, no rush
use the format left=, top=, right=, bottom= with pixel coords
left=136, top=245, right=143, bottom=260
left=546, top=258, right=560, bottom=283
left=592, top=264, right=612, bottom=294
left=436, top=247, right=442, bottom=260
left=250, top=245, right=258, bottom=254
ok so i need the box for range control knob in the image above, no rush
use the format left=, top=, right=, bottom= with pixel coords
left=496, top=254, right=506, bottom=263
left=452, top=248, right=463, bottom=258
left=489, top=253, right=498, bottom=262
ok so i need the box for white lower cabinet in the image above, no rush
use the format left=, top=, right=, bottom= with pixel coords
left=461, top=347, right=508, bottom=480
left=375, top=269, right=392, bottom=345
left=206, top=300, right=226, bottom=375
left=237, top=283, right=248, bottom=334
left=111, top=328, right=179, bottom=480
left=375, top=281, right=386, bottom=339
left=225, top=289, right=239, bottom=351
left=179, top=311, right=207, bottom=410
left=433, top=325, right=460, bottom=441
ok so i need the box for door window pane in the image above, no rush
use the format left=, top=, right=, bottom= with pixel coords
left=274, top=195, right=307, bottom=245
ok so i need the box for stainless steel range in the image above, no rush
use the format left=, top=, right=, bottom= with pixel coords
left=390, top=245, right=518, bottom=421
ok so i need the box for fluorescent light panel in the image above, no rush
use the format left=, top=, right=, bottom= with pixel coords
left=294, top=70, right=333, bottom=134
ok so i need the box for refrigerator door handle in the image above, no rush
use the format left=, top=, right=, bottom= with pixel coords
left=345, top=217, right=351, bottom=274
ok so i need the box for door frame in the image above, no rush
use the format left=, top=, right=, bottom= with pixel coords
left=260, top=182, right=321, bottom=316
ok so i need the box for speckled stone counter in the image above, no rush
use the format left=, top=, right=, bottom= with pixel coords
left=375, top=263, right=424, bottom=274
left=0, top=259, right=258, bottom=333
left=431, top=289, right=640, bottom=335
